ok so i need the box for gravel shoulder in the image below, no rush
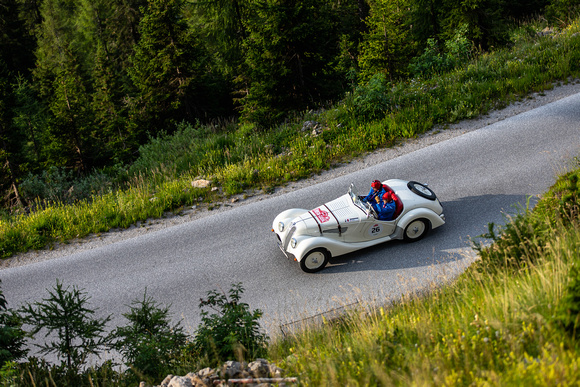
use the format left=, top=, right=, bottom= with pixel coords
left=3, top=80, right=580, bottom=270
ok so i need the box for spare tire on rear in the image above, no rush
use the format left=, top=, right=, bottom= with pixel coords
left=407, top=181, right=436, bottom=200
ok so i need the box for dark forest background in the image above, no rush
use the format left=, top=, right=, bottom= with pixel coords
left=0, top=0, right=577, bottom=210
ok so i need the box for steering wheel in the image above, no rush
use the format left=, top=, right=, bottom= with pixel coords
left=368, top=203, right=378, bottom=219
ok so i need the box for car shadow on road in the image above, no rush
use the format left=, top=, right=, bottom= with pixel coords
left=319, top=193, right=537, bottom=274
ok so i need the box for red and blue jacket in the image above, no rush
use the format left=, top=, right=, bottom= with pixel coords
left=372, top=200, right=396, bottom=221
left=364, top=186, right=386, bottom=203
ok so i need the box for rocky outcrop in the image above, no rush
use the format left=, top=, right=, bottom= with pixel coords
left=150, top=359, right=297, bottom=387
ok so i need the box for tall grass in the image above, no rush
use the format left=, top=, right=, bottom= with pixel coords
left=2, top=18, right=580, bottom=259
left=0, top=179, right=212, bottom=258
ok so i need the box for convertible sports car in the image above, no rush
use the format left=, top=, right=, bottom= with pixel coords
left=271, top=179, right=445, bottom=273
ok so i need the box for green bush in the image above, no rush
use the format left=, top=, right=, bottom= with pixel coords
left=474, top=167, right=580, bottom=274
left=346, top=73, right=393, bottom=121
left=109, top=290, right=188, bottom=383
left=546, top=0, right=580, bottom=27
left=0, top=280, right=27, bottom=366
left=409, top=25, right=472, bottom=78
left=19, top=280, right=112, bottom=375
left=7, top=357, right=124, bottom=387
left=557, top=257, right=580, bottom=339
left=19, top=166, right=116, bottom=206
left=472, top=209, right=545, bottom=273
left=191, top=283, right=269, bottom=367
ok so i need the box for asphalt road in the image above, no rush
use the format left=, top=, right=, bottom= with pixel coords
left=2, top=92, right=580, bottom=342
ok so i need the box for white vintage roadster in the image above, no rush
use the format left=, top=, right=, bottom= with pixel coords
left=271, top=179, right=445, bottom=273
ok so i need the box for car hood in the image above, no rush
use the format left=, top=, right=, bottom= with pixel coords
left=292, top=194, right=364, bottom=235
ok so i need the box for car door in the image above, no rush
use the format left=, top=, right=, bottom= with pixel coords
left=360, top=218, right=397, bottom=241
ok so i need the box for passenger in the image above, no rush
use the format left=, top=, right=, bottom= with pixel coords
left=373, top=192, right=396, bottom=221
left=363, top=180, right=386, bottom=203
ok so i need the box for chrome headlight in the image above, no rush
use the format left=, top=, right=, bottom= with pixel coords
left=278, top=222, right=285, bottom=232
left=290, top=238, right=297, bottom=248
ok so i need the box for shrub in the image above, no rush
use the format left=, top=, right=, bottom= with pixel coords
left=557, top=257, right=580, bottom=339
left=546, top=0, right=580, bottom=28
left=474, top=167, right=580, bottom=273
left=19, top=166, right=114, bottom=206
left=191, top=283, right=269, bottom=366
left=0, top=280, right=27, bottom=366
left=409, top=24, right=472, bottom=78
left=346, top=73, right=393, bottom=121
left=7, top=357, right=124, bottom=387
left=472, top=209, right=545, bottom=273
left=19, top=280, right=111, bottom=375
left=109, top=290, right=188, bottom=382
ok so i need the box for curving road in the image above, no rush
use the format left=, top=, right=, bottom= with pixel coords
left=2, top=92, right=580, bottom=342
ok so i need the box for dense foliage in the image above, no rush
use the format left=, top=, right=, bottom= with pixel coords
left=0, top=280, right=27, bottom=366
left=2, top=0, right=578, bottom=210
left=474, top=162, right=580, bottom=272
left=18, top=280, right=112, bottom=375
left=109, top=290, right=188, bottom=383
left=191, top=283, right=269, bottom=367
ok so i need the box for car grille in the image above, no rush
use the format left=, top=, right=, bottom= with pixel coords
left=283, top=225, right=296, bottom=252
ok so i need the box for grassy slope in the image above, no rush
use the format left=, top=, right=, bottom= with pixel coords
left=267, top=167, right=580, bottom=385
left=0, top=20, right=579, bottom=261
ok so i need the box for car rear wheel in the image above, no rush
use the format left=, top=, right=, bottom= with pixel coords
left=404, top=219, right=430, bottom=242
left=300, top=248, right=330, bottom=273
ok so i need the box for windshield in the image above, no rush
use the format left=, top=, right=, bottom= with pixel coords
left=349, top=183, right=373, bottom=216
left=348, top=183, right=359, bottom=203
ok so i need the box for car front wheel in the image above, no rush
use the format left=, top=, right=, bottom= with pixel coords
left=300, top=248, right=330, bottom=273
left=404, top=219, right=430, bottom=242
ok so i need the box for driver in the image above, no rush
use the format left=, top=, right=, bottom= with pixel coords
left=373, top=192, right=396, bottom=221
left=363, top=180, right=386, bottom=203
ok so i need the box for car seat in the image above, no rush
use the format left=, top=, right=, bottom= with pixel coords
left=382, top=184, right=404, bottom=219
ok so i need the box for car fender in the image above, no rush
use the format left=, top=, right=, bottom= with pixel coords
left=396, top=208, right=445, bottom=235
left=272, top=208, right=308, bottom=227
left=290, top=235, right=353, bottom=262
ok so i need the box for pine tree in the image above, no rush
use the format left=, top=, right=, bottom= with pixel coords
left=109, top=290, right=187, bottom=381
left=33, top=0, right=97, bottom=172
left=439, top=0, right=509, bottom=50
left=191, top=0, right=249, bottom=78
left=128, top=0, right=204, bottom=136
left=358, top=0, right=413, bottom=82
left=19, top=280, right=112, bottom=374
left=410, top=0, right=443, bottom=46
left=0, top=58, right=22, bottom=208
left=0, top=279, right=28, bottom=365
left=239, top=0, right=344, bottom=128
left=0, top=0, right=41, bottom=207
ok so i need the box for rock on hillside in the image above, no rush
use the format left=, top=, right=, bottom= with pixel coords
left=149, top=359, right=296, bottom=387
